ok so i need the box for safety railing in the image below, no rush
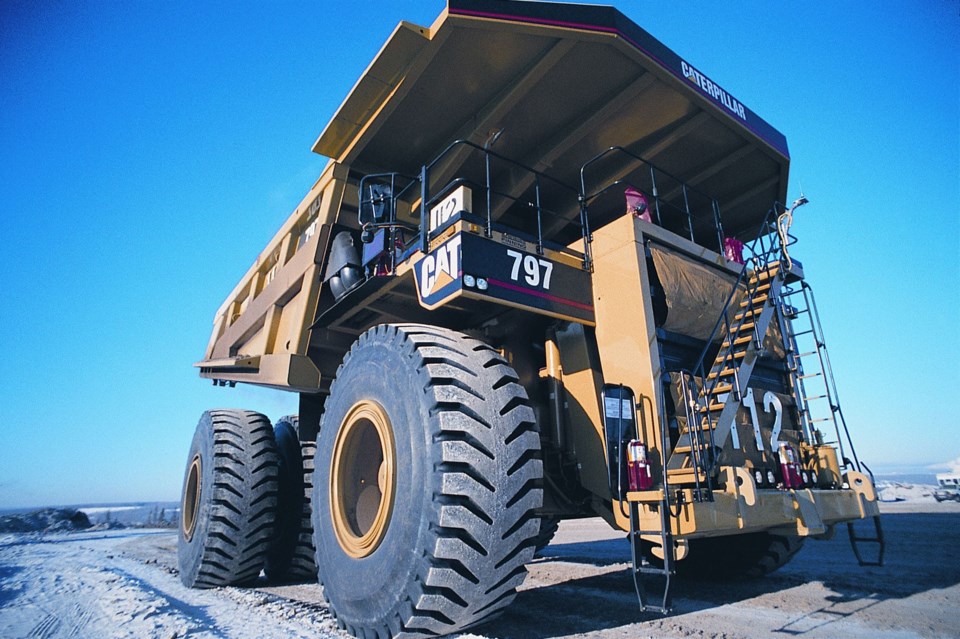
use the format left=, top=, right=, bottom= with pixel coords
left=579, top=146, right=726, bottom=255
left=358, top=139, right=586, bottom=270
left=676, top=203, right=787, bottom=478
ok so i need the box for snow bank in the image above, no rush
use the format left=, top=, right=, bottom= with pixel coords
left=876, top=481, right=936, bottom=502
left=78, top=506, right=140, bottom=516
left=0, top=508, right=92, bottom=533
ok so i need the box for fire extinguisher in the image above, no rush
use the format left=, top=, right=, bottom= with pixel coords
left=778, top=443, right=802, bottom=489
left=627, top=440, right=653, bottom=491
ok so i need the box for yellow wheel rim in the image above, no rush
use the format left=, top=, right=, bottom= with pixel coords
left=330, top=400, right=396, bottom=558
left=182, top=454, right=202, bottom=541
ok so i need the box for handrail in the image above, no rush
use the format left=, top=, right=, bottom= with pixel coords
left=654, top=380, right=682, bottom=518
left=360, top=139, right=585, bottom=265
left=677, top=203, right=786, bottom=476
left=420, top=139, right=580, bottom=257
left=691, top=204, right=781, bottom=381
left=579, top=146, right=726, bottom=253
left=678, top=371, right=712, bottom=497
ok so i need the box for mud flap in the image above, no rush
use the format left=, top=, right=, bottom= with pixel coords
left=792, top=488, right=826, bottom=536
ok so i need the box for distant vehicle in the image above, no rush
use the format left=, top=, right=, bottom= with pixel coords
left=934, top=473, right=960, bottom=502
left=177, top=2, right=885, bottom=637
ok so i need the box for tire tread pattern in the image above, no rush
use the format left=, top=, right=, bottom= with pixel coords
left=317, top=324, right=543, bottom=638
left=180, top=409, right=278, bottom=589
left=287, top=440, right=319, bottom=580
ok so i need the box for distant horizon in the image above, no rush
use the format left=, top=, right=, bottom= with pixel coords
left=0, top=464, right=952, bottom=513
left=1, top=457, right=955, bottom=510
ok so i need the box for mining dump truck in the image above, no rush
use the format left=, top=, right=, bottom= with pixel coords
left=178, top=1, right=885, bottom=636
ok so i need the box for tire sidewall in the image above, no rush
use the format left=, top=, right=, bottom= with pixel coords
left=178, top=411, right=216, bottom=586
left=313, top=331, right=432, bottom=625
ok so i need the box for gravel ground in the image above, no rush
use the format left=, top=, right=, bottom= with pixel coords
left=1, top=500, right=958, bottom=639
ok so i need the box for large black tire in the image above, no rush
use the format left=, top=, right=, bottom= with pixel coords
left=647, top=532, right=805, bottom=579
left=313, top=324, right=543, bottom=638
left=178, top=410, right=279, bottom=588
left=288, top=439, right=319, bottom=580
left=264, top=416, right=305, bottom=581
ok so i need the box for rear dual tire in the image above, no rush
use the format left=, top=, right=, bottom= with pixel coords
left=264, top=416, right=318, bottom=582
left=178, top=410, right=279, bottom=588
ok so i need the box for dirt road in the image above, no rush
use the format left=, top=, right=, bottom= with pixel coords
left=1, top=501, right=958, bottom=639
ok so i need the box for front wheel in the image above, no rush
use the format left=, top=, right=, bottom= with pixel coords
left=313, top=324, right=543, bottom=638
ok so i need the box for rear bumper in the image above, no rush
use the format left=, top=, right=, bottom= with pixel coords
left=634, top=468, right=879, bottom=539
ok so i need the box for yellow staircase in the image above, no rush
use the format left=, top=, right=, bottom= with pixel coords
left=666, top=260, right=789, bottom=486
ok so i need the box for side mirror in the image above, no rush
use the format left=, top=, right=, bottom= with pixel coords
left=360, top=225, right=375, bottom=244
left=360, top=183, right=393, bottom=226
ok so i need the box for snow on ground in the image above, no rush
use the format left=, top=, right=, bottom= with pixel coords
left=1, top=488, right=958, bottom=639
left=876, top=481, right=937, bottom=502
left=78, top=506, right=141, bottom=516
left=0, top=529, right=341, bottom=639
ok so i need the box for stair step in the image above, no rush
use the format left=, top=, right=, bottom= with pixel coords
left=667, top=467, right=708, bottom=482
left=692, top=423, right=715, bottom=433
left=704, top=401, right=726, bottom=412
left=721, top=335, right=754, bottom=349
left=681, top=419, right=715, bottom=433
left=709, top=382, right=734, bottom=395
left=626, top=489, right=665, bottom=503
left=714, top=350, right=747, bottom=366
left=740, top=294, right=770, bottom=308
left=735, top=307, right=763, bottom=320
left=749, top=267, right=780, bottom=283
left=730, top=320, right=758, bottom=334
left=707, top=367, right=736, bottom=380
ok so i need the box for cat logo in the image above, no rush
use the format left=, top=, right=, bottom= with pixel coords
left=419, top=234, right=462, bottom=299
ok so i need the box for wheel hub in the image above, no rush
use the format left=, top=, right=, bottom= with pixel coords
left=330, top=400, right=396, bottom=558
left=182, top=454, right=202, bottom=541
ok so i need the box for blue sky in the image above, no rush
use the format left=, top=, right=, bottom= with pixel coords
left=1, top=1, right=957, bottom=508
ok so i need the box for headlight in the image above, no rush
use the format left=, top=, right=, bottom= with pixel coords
left=463, top=274, right=476, bottom=287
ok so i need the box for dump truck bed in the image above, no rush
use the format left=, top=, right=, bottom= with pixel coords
left=316, top=0, right=789, bottom=236
left=197, top=0, right=791, bottom=393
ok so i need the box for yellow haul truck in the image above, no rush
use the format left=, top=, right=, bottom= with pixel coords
left=178, top=2, right=884, bottom=636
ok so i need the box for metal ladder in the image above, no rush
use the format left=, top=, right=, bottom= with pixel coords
left=625, top=379, right=678, bottom=614
left=628, top=498, right=674, bottom=614
left=780, top=280, right=885, bottom=566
